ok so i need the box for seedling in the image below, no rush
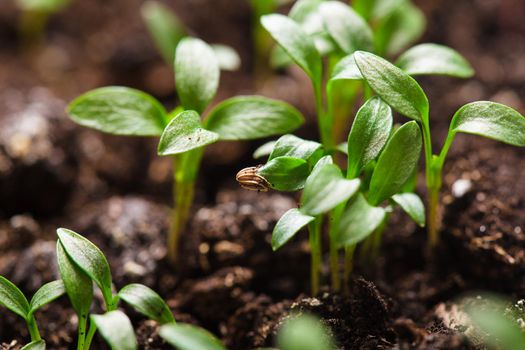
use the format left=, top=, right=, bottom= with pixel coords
left=67, top=37, right=303, bottom=264
left=340, top=51, right=525, bottom=245
left=263, top=0, right=472, bottom=148
left=141, top=1, right=241, bottom=71
left=15, top=0, right=71, bottom=44
left=0, top=277, right=65, bottom=348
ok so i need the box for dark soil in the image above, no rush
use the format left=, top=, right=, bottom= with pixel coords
left=1, top=0, right=524, bottom=349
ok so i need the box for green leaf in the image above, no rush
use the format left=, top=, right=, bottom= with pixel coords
left=91, top=310, right=137, bottom=350
left=16, top=0, right=69, bottom=12
left=337, top=193, right=386, bottom=247
left=28, top=280, right=65, bottom=316
left=204, top=96, right=304, bottom=140
left=253, top=141, right=277, bottom=159
left=289, top=0, right=323, bottom=23
left=118, top=283, right=175, bottom=325
left=396, top=43, right=474, bottom=78
left=449, top=102, right=525, bottom=146
left=269, top=135, right=321, bottom=161
left=175, top=37, right=220, bottom=114
left=377, top=2, right=426, bottom=56
left=277, top=314, right=335, bottom=350
left=158, top=110, right=219, bottom=155
left=141, top=1, right=186, bottom=64
left=0, top=275, right=29, bottom=320
left=160, top=323, right=227, bottom=350
left=465, top=295, right=525, bottom=350
left=57, top=228, right=113, bottom=309
left=354, top=51, right=429, bottom=122
left=319, top=1, right=373, bottom=54
left=391, top=193, right=425, bottom=227
left=56, top=242, right=93, bottom=317
left=300, top=164, right=360, bottom=216
left=347, top=97, right=393, bottom=178
left=211, top=44, right=241, bottom=71
left=368, top=121, right=422, bottom=205
left=67, top=87, right=167, bottom=136
left=330, top=54, right=363, bottom=81
left=257, top=156, right=309, bottom=191
left=21, top=340, right=45, bottom=350
left=272, top=208, right=315, bottom=251
left=261, top=14, right=322, bottom=83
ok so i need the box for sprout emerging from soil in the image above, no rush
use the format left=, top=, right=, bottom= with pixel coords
left=15, top=0, right=71, bottom=44
left=67, top=37, right=303, bottom=264
left=237, top=0, right=474, bottom=295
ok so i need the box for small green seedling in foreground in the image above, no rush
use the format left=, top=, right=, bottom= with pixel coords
left=141, top=1, right=241, bottom=71
left=67, top=37, right=303, bottom=264
left=344, top=51, right=525, bottom=246
left=0, top=277, right=65, bottom=348
left=15, top=0, right=71, bottom=43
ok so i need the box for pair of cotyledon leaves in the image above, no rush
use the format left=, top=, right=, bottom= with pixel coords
left=68, top=37, right=304, bottom=157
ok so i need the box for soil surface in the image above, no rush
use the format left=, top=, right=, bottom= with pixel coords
left=1, top=0, right=525, bottom=349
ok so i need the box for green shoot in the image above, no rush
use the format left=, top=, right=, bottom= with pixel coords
left=351, top=51, right=525, bottom=246
left=91, top=311, right=137, bottom=350
left=142, top=1, right=240, bottom=71
left=160, top=323, right=227, bottom=350
left=0, top=276, right=65, bottom=346
left=67, top=37, right=303, bottom=264
left=15, top=0, right=71, bottom=44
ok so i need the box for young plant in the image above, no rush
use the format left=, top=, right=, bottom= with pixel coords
left=263, top=0, right=473, bottom=147
left=67, top=37, right=304, bottom=264
left=141, top=1, right=241, bottom=71
left=340, top=51, right=525, bottom=246
left=15, top=0, right=71, bottom=44
left=0, top=277, right=65, bottom=348
left=241, top=105, right=423, bottom=294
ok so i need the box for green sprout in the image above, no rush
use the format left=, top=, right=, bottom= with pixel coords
left=141, top=0, right=241, bottom=71
left=0, top=277, right=65, bottom=348
left=67, top=37, right=304, bottom=264
left=15, top=0, right=71, bottom=44
left=263, top=0, right=472, bottom=148
left=343, top=51, right=525, bottom=246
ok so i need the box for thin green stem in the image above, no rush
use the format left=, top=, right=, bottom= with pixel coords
left=76, top=313, right=87, bottom=350
left=26, top=315, right=41, bottom=342
left=427, top=184, right=441, bottom=246
left=83, top=319, right=97, bottom=350
left=369, top=213, right=389, bottom=261
left=328, top=205, right=344, bottom=292
left=308, top=217, right=322, bottom=296
left=315, top=82, right=334, bottom=151
left=343, top=245, right=356, bottom=294
left=19, top=10, right=49, bottom=45
left=168, top=149, right=203, bottom=264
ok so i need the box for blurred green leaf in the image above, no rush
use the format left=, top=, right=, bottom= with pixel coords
left=337, top=193, right=386, bottom=247
left=205, top=96, right=303, bottom=140
left=277, top=314, right=336, bottom=350
left=21, top=340, right=45, bottom=350
left=119, top=283, right=175, bottom=325
left=396, top=43, right=474, bottom=78
left=160, top=323, right=227, bottom=350
left=211, top=44, right=241, bottom=71
left=175, top=37, right=220, bottom=114
left=253, top=141, right=278, bottom=159
left=91, top=310, right=137, bottom=350
left=392, top=193, right=425, bottom=227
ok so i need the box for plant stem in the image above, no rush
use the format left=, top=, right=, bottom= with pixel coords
left=343, top=245, right=356, bottom=294
left=308, top=217, right=322, bottom=296
left=19, top=10, right=48, bottom=45
left=328, top=205, right=344, bottom=292
left=83, top=319, right=97, bottom=350
left=168, top=149, right=203, bottom=264
left=369, top=213, right=389, bottom=261
left=26, top=315, right=41, bottom=342
left=427, top=181, right=441, bottom=246
left=76, top=313, right=87, bottom=350
left=315, top=82, right=334, bottom=152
